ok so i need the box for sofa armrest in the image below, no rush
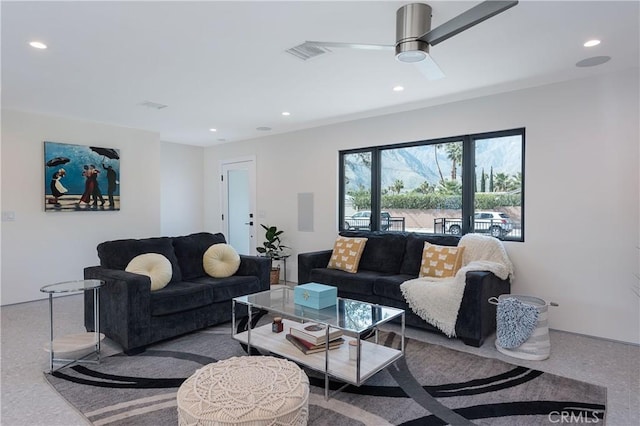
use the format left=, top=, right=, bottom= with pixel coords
left=84, top=266, right=152, bottom=352
left=456, top=270, right=511, bottom=347
left=298, top=250, right=333, bottom=284
left=236, top=255, right=271, bottom=291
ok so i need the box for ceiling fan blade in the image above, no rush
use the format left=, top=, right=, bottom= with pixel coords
left=413, top=54, right=445, bottom=80
left=418, top=1, right=518, bottom=47
left=306, top=41, right=394, bottom=51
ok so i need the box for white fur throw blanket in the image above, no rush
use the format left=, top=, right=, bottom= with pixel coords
left=400, top=234, right=514, bottom=337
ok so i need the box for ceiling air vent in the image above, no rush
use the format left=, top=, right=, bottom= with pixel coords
left=138, top=101, right=168, bottom=110
left=285, top=42, right=331, bottom=61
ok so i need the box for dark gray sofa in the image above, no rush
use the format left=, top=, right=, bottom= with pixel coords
left=84, top=232, right=270, bottom=354
left=298, top=231, right=510, bottom=347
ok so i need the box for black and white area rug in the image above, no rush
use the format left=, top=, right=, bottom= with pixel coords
left=45, top=328, right=606, bottom=425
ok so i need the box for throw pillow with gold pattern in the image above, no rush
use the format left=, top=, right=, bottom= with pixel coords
left=327, top=236, right=368, bottom=273
left=419, top=242, right=465, bottom=278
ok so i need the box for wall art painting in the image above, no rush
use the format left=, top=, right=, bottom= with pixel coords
left=44, top=141, right=120, bottom=212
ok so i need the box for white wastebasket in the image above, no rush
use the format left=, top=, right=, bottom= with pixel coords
left=489, top=295, right=557, bottom=361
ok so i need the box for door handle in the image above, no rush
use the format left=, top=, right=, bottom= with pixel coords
left=244, top=221, right=254, bottom=226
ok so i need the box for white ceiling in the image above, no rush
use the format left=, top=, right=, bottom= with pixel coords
left=2, top=1, right=638, bottom=146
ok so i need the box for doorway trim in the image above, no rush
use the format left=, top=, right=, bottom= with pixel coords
left=219, top=155, right=257, bottom=255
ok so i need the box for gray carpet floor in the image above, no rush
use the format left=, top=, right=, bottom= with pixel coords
left=1, top=293, right=639, bottom=425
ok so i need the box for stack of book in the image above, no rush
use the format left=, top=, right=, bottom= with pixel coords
left=286, top=322, right=344, bottom=355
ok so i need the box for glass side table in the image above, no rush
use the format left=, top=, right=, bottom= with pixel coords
left=259, top=248, right=292, bottom=286
left=271, top=253, right=291, bottom=285
left=271, top=247, right=293, bottom=285
left=40, top=279, right=104, bottom=372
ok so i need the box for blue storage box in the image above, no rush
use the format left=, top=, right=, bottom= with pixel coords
left=294, top=283, right=337, bottom=309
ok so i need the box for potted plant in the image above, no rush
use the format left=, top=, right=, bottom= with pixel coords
left=256, top=224, right=289, bottom=284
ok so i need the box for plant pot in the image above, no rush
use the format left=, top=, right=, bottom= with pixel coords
left=270, top=265, right=281, bottom=285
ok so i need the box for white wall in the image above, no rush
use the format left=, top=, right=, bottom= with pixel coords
left=159, top=141, right=204, bottom=236
left=2, top=69, right=637, bottom=343
left=205, top=68, right=640, bottom=344
left=0, top=110, right=162, bottom=305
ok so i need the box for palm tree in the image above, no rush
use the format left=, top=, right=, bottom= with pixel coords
left=415, top=181, right=435, bottom=194
left=508, top=172, right=522, bottom=191
left=445, top=143, right=462, bottom=181
left=437, top=179, right=462, bottom=195
left=433, top=144, right=445, bottom=185
left=390, top=179, right=404, bottom=194
left=494, top=172, right=510, bottom=191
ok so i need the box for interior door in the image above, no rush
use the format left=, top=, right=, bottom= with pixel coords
left=220, top=157, right=256, bottom=255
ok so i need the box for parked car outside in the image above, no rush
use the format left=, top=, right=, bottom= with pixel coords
left=344, top=211, right=391, bottom=231
left=447, top=211, right=514, bottom=238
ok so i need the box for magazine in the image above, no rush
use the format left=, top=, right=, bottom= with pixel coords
left=292, top=335, right=345, bottom=350
left=285, top=334, right=344, bottom=355
left=288, top=322, right=343, bottom=346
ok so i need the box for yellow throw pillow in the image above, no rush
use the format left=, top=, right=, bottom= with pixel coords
left=327, top=236, right=368, bottom=273
left=419, top=242, right=465, bottom=278
left=203, top=243, right=241, bottom=278
left=125, top=253, right=173, bottom=291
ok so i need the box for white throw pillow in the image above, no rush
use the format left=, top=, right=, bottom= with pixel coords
left=125, top=253, right=172, bottom=291
left=203, top=244, right=241, bottom=278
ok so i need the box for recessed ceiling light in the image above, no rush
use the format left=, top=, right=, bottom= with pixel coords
left=584, top=39, right=601, bottom=47
left=209, top=128, right=217, bottom=132
left=256, top=126, right=272, bottom=131
left=282, top=111, right=291, bottom=116
left=393, top=86, right=404, bottom=92
left=217, top=138, right=227, bottom=142
left=29, top=41, right=47, bottom=49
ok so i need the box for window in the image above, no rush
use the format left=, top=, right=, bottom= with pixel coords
left=339, top=128, right=524, bottom=241
left=473, top=133, right=523, bottom=240
left=341, top=151, right=372, bottom=230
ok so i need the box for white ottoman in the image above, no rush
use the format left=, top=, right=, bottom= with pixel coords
left=177, top=356, right=309, bottom=426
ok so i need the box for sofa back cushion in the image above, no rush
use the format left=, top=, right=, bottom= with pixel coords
left=172, top=232, right=227, bottom=280
left=339, top=231, right=407, bottom=274
left=399, top=233, right=461, bottom=276
left=97, top=237, right=182, bottom=283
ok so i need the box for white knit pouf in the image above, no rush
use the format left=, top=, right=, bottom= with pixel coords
left=177, top=356, right=309, bottom=426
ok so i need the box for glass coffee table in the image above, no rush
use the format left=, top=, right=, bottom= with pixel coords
left=232, top=287, right=405, bottom=400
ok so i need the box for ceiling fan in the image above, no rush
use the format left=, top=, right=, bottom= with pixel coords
left=291, top=1, right=518, bottom=80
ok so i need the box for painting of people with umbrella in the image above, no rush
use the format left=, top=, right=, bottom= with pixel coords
left=44, top=141, right=120, bottom=212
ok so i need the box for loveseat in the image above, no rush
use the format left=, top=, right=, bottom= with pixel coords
left=84, top=232, right=270, bottom=354
left=298, top=231, right=511, bottom=347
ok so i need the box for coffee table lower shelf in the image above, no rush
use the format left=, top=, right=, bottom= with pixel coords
left=233, top=319, right=403, bottom=398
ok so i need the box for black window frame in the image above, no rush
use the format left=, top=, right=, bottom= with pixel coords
left=339, top=127, right=525, bottom=241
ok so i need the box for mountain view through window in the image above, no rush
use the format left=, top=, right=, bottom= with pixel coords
left=340, top=129, right=524, bottom=241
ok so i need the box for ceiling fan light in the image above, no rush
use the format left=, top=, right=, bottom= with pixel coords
left=396, top=50, right=427, bottom=63
left=395, top=38, right=430, bottom=63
